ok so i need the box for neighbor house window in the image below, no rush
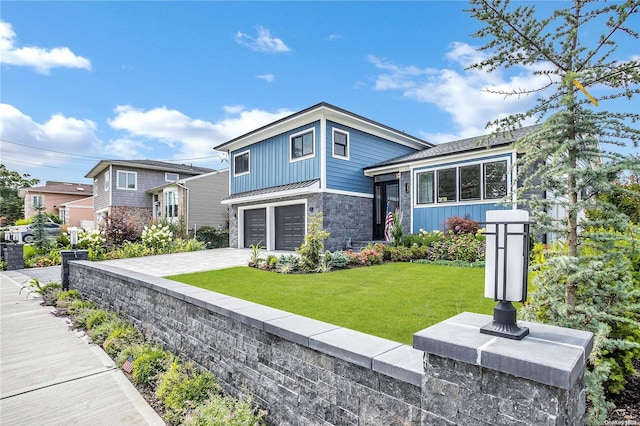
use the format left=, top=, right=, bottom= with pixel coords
left=291, top=130, right=314, bottom=160
left=484, top=160, right=508, bottom=199
left=459, top=164, right=481, bottom=201
left=104, top=171, right=110, bottom=191
left=32, top=195, right=44, bottom=208
left=437, top=168, right=456, bottom=203
left=164, top=190, right=178, bottom=219
left=332, top=129, right=349, bottom=159
left=416, top=171, right=434, bottom=204
left=165, top=172, right=179, bottom=182
left=117, top=170, right=137, bottom=189
left=234, top=150, right=250, bottom=176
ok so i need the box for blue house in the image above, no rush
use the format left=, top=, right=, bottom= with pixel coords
left=215, top=102, right=536, bottom=251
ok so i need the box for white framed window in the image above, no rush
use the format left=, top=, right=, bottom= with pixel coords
left=290, top=129, right=315, bottom=162
left=117, top=170, right=137, bottom=190
left=104, top=171, right=110, bottom=191
left=165, top=172, right=179, bottom=182
left=332, top=129, right=349, bottom=160
left=32, top=195, right=44, bottom=208
left=415, top=159, right=509, bottom=205
left=164, top=189, right=178, bottom=219
left=234, top=150, right=250, bottom=176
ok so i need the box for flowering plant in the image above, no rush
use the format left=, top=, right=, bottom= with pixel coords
left=77, top=229, right=105, bottom=250
left=141, top=224, right=173, bottom=249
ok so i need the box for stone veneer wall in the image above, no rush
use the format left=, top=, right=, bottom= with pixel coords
left=69, top=261, right=591, bottom=426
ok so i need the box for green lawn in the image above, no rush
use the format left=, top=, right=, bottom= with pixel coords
left=168, top=263, right=496, bottom=345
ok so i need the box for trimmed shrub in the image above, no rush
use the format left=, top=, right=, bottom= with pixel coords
left=389, top=246, right=412, bottom=262
left=103, top=324, right=144, bottom=358
left=132, top=346, right=174, bottom=386
left=185, top=394, right=266, bottom=426
left=442, top=216, right=480, bottom=235
left=195, top=226, right=229, bottom=249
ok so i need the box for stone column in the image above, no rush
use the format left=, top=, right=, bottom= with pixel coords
left=4, top=243, right=24, bottom=270
left=0, top=242, right=6, bottom=261
left=60, top=250, right=89, bottom=290
left=413, top=312, right=593, bottom=425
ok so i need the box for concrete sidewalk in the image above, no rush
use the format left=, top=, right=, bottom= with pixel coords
left=0, top=271, right=164, bottom=426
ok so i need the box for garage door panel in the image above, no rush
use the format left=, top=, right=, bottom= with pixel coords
left=275, top=205, right=305, bottom=251
left=244, top=208, right=266, bottom=248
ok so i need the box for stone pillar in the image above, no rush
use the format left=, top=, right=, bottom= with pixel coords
left=4, top=243, right=24, bottom=270
left=0, top=242, right=6, bottom=261
left=413, top=312, right=593, bottom=425
left=60, top=250, right=89, bottom=290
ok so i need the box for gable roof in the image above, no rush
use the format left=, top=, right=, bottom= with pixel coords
left=365, top=125, right=540, bottom=171
left=85, top=159, right=214, bottom=179
left=214, top=102, right=432, bottom=152
left=19, top=181, right=93, bottom=195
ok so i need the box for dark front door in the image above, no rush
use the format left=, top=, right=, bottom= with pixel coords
left=244, top=208, right=266, bottom=248
left=373, top=177, right=399, bottom=240
left=275, top=204, right=306, bottom=250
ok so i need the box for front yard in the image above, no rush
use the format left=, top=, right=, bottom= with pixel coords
left=169, top=262, right=495, bottom=345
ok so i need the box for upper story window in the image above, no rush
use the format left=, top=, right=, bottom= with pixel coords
left=234, top=150, right=250, bottom=176
left=290, top=129, right=314, bottom=161
left=117, top=170, right=137, bottom=190
left=32, top=195, right=44, bottom=208
left=165, top=172, right=179, bottom=182
left=332, top=129, right=349, bottom=160
left=415, top=159, right=509, bottom=205
left=104, top=171, right=110, bottom=191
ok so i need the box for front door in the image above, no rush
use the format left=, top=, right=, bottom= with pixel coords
left=373, top=175, right=399, bottom=240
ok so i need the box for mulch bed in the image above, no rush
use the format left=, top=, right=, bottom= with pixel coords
left=606, top=358, right=640, bottom=424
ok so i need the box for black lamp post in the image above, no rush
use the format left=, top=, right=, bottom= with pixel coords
left=480, top=210, right=531, bottom=340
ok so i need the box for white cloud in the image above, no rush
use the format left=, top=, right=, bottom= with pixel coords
left=0, top=21, right=91, bottom=74
left=0, top=103, right=100, bottom=173
left=257, top=73, right=275, bottom=83
left=328, top=34, right=342, bottom=41
left=368, top=43, right=555, bottom=134
left=235, top=26, right=291, bottom=53
left=103, top=138, right=149, bottom=159
left=108, top=105, right=293, bottom=160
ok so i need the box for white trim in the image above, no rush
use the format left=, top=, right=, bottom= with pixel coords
left=320, top=118, right=326, bottom=189
left=179, top=168, right=229, bottom=183
left=331, top=128, right=350, bottom=161
left=221, top=181, right=321, bottom=205
left=322, top=188, right=373, bottom=199
left=238, top=199, right=308, bottom=250
left=108, top=165, right=113, bottom=206
left=233, top=150, right=250, bottom=177
left=116, top=170, right=137, bottom=190
left=103, top=171, right=109, bottom=191
left=289, top=128, right=316, bottom=163
left=165, top=172, right=180, bottom=182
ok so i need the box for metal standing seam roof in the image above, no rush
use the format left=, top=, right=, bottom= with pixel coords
left=365, top=125, right=540, bottom=170
left=222, top=179, right=320, bottom=201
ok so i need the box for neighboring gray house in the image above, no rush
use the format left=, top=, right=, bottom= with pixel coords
left=85, top=160, right=214, bottom=232
left=147, top=169, right=229, bottom=233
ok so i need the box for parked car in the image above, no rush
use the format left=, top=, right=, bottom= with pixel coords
left=11, top=221, right=62, bottom=244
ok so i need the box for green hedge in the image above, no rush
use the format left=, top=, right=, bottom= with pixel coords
left=195, top=227, right=229, bottom=249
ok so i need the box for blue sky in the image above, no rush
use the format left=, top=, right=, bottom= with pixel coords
left=1, top=1, right=638, bottom=185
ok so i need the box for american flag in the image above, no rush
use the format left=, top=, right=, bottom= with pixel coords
left=384, top=202, right=394, bottom=242
left=122, top=355, right=134, bottom=374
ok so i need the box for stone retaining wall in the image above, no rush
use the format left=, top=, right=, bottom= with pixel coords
left=69, top=260, right=591, bottom=425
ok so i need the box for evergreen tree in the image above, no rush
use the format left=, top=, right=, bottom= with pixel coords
left=466, top=1, right=640, bottom=422
left=0, top=164, right=39, bottom=224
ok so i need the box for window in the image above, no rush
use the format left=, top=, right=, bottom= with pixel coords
left=32, top=195, right=44, bottom=208
left=437, top=168, right=456, bottom=203
left=459, top=164, right=481, bottom=201
left=164, top=190, right=178, bottom=219
left=104, top=171, right=110, bottom=191
left=291, top=130, right=314, bottom=160
left=484, top=161, right=508, bottom=199
left=165, top=172, right=179, bottom=182
left=332, top=129, right=349, bottom=159
left=234, top=150, right=250, bottom=176
left=117, top=171, right=137, bottom=189
left=417, top=171, right=434, bottom=204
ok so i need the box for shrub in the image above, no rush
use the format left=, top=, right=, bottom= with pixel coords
left=56, top=290, right=82, bottom=308
left=328, top=250, right=349, bottom=269
left=427, top=233, right=485, bottom=263
left=67, top=299, right=96, bottom=315
left=403, top=229, right=444, bottom=248
left=119, top=241, right=152, bottom=258
left=442, top=216, right=480, bottom=235
left=410, top=244, right=429, bottom=260
left=389, top=246, right=412, bottom=262
left=141, top=224, right=173, bottom=250
left=296, top=212, right=330, bottom=272
left=78, top=229, right=106, bottom=252
left=248, top=242, right=265, bottom=268
left=132, top=346, right=173, bottom=386
left=102, top=324, right=144, bottom=358
left=346, top=245, right=384, bottom=266
left=101, top=208, right=139, bottom=246
left=186, top=393, right=266, bottom=426
left=180, top=238, right=205, bottom=252
left=19, top=278, right=61, bottom=306
left=276, top=254, right=299, bottom=273
left=195, top=227, right=229, bottom=249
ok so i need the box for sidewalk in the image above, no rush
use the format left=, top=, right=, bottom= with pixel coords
left=0, top=270, right=164, bottom=425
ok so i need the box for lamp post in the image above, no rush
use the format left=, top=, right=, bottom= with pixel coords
left=11, top=228, right=21, bottom=244
left=68, top=227, right=79, bottom=250
left=480, top=209, right=531, bottom=340
left=4, top=231, right=12, bottom=243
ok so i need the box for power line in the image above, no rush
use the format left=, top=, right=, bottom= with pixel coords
left=0, top=157, right=71, bottom=169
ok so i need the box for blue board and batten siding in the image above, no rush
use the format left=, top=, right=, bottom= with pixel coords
left=325, top=121, right=419, bottom=194
left=230, top=122, right=321, bottom=194
left=411, top=152, right=515, bottom=232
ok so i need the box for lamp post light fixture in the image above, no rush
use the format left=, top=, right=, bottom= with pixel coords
left=68, top=227, right=79, bottom=250
left=11, top=229, right=21, bottom=244
left=4, top=231, right=12, bottom=243
left=480, top=209, right=531, bottom=340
